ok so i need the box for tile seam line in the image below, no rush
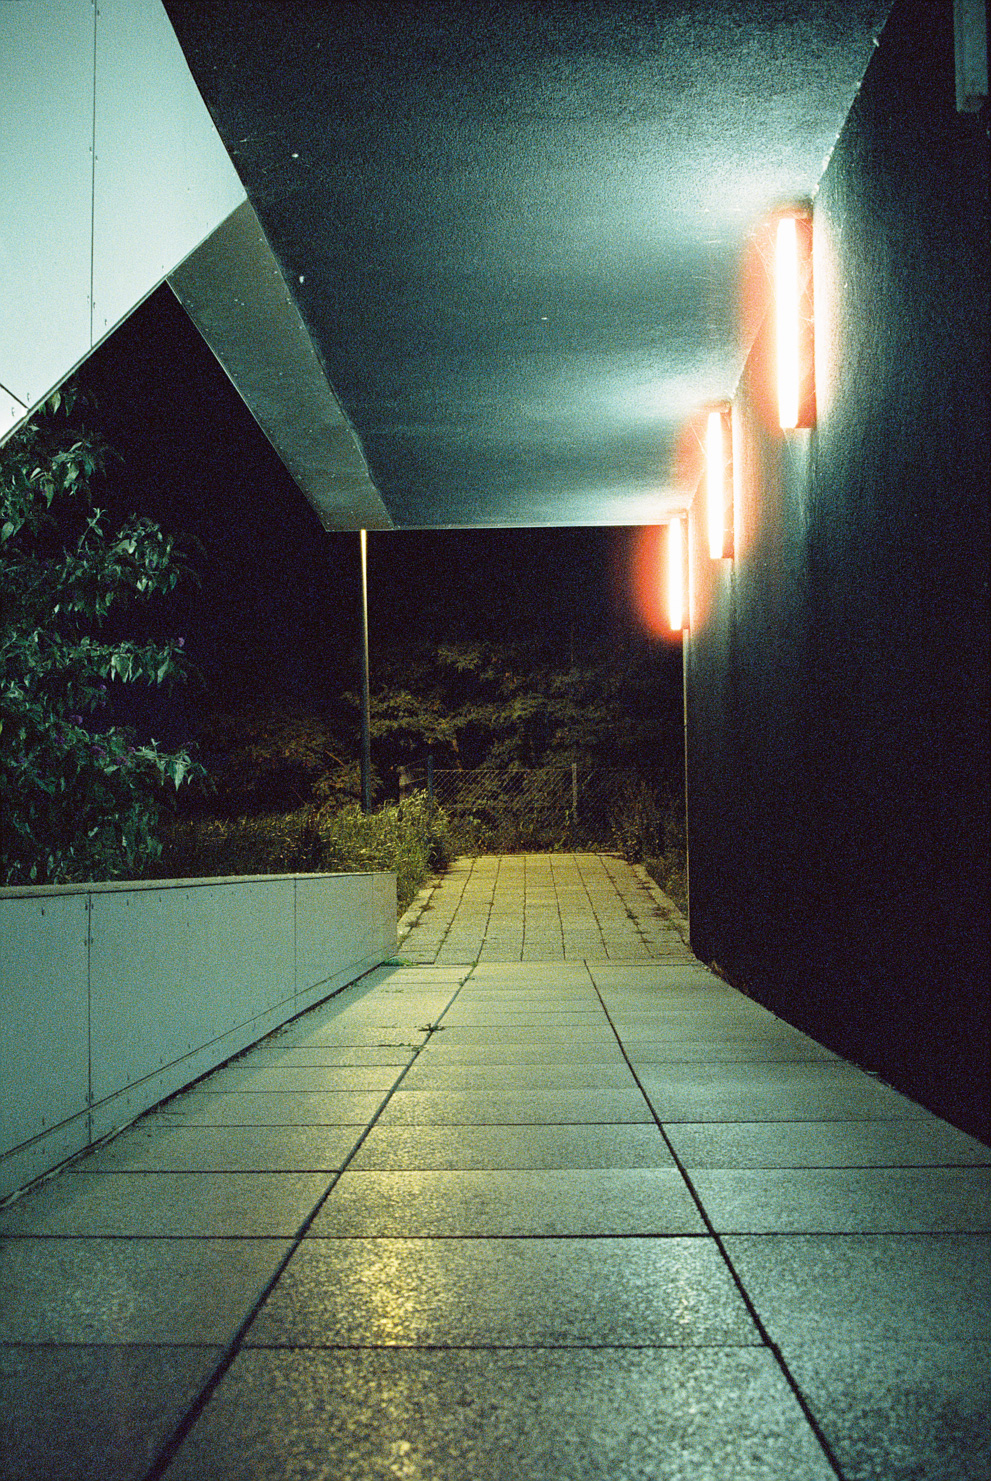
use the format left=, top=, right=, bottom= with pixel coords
left=585, top=962, right=849, bottom=1481
left=428, top=855, right=476, bottom=960
left=228, top=1339, right=771, bottom=1353
left=140, top=978, right=467, bottom=1481
left=573, top=852, right=610, bottom=957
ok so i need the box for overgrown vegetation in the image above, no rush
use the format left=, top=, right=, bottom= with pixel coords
left=155, top=627, right=686, bottom=907
left=611, top=775, right=688, bottom=916
left=2, top=396, right=683, bottom=909
left=154, top=791, right=452, bottom=914
left=1, top=392, right=202, bottom=884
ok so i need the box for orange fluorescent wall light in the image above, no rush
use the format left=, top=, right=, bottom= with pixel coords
left=706, top=407, right=733, bottom=559
left=667, top=516, right=689, bottom=631
left=775, top=214, right=815, bottom=429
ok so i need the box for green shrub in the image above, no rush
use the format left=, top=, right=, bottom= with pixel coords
left=610, top=777, right=664, bottom=863
left=1, top=390, right=201, bottom=884
left=189, top=705, right=367, bottom=813
left=317, top=791, right=452, bottom=911
left=152, top=790, right=452, bottom=914
left=643, top=789, right=688, bottom=915
left=156, top=810, right=323, bottom=879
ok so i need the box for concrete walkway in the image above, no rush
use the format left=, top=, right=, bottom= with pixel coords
left=397, top=851, right=693, bottom=964
left=1, top=853, right=988, bottom=1480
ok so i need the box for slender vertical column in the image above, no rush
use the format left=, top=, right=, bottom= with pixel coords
left=359, top=529, right=371, bottom=814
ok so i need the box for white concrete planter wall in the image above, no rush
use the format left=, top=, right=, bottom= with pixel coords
left=0, top=871, right=396, bottom=1201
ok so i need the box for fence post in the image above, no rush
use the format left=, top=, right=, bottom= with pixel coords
left=571, top=762, right=578, bottom=822
left=427, top=750, right=435, bottom=812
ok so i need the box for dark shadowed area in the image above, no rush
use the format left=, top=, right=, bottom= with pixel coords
left=71, top=284, right=679, bottom=751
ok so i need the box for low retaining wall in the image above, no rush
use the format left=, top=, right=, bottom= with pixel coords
left=0, top=870, right=396, bottom=1201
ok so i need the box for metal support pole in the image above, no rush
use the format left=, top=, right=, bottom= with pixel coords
left=359, top=529, right=371, bottom=814
left=427, top=749, right=435, bottom=812
left=571, top=761, right=578, bottom=822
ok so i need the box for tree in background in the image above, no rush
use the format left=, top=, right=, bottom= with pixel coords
left=1, top=391, right=202, bottom=884
left=360, top=636, right=681, bottom=780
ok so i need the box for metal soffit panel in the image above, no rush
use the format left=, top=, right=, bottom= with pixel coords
left=169, top=201, right=393, bottom=532
left=164, top=0, right=891, bottom=530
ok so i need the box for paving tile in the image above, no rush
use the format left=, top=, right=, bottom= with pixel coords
left=280, top=1026, right=428, bottom=1048
left=611, top=1005, right=787, bottom=1030
left=450, top=995, right=599, bottom=1009
left=310, top=1168, right=705, bottom=1236
left=723, top=1234, right=991, bottom=1344
left=467, top=964, right=592, bottom=981
left=428, top=1025, right=618, bottom=1046
left=782, top=1340, right=991, bottom=1481
left=0, top=1342, right=221, bottom=1481
left=199, top=1064, right=403, bottom=1094
left=0, top=1238, right=291, bottom=1344
left=589, top=964, right=731, bottom=988
left=0, top=1172, right=331, bottom=1238
left=419, top=1043, right=628, bottom=1065
left=318, top=1008, right=450, bottom=1033
left=348, top=1123, right=678, bottom=1170
left=438, top=1011, right=602, bottom=1027
left=151, top=1091, right=386, bottom=1126
left=622, top=1033, right=838, bottom=1062
left=66, top=1124, right=363, bottom=1174
left=375, top=967, right=469, bottom=982
left=235, top=1045, right=417, bottom=1067
left=666, top=1119, right=991, bottom=1169
left=398, top=1063, right=638, bottom=1091
left=378, top=1089, right=654, bottom=1125
left=248, top=1236, right=759, bottom=1347
left=690, top=1167, right=991, bottom=1233
left=162, top=1347, right=835, bottom=1481
left=637, top=1062, right=930, bottom=1121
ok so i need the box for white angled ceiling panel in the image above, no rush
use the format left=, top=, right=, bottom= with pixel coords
left=0, top=0, right=95, bottom=413
left=91, top=0, right=246, bottom=344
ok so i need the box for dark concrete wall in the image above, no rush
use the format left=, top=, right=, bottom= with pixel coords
left=685, top=0, right=989, bottom=1141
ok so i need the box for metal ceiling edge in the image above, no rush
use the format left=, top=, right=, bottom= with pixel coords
left=167, top=200, right=394, bottom=533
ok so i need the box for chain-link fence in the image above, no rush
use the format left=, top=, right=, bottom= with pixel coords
left=405, top=764, right=672, bottom=855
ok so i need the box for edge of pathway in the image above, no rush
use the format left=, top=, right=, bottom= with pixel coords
left=397, top=871, right=446, bottom=942
left=630, top=863, right=692, bottom=950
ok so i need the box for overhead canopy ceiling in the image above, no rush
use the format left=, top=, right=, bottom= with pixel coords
left=164, top=0, right=890, bottom=529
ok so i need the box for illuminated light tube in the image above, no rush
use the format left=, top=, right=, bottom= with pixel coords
left=776, top=217, right=801, bottom=429
left=775, top=212, right=816, bottom=430
left=667, top=515, right=689, bottom=631
left=706, top=407, right=733, bottom=559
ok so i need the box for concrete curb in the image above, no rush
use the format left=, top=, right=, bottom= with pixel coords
left=397, top=872, right=444, bottom=942
left=631, top=863, right=692, bottom=951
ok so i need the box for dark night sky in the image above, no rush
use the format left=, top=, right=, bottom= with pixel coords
left=70, top=283, right=678, bottom=746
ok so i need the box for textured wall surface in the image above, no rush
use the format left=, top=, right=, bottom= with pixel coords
left=685, top=0, right=989, bottom=1140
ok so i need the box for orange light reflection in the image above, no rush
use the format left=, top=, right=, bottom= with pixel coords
left=627, top=525, right=681, bottom=643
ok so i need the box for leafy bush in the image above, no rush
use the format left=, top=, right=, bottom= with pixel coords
left=189, top=705, right=367, bottom=813
left=1, top=391, right=202, bottom=884
left=153, top=790, right=452, bottom=914
left=318, top=791, right=452, bottom=911
left=156, top=810, right=324, bottom=879
left=642, top=789, right=688, bottom=916
left=610, top=776, right=665, bottom=863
